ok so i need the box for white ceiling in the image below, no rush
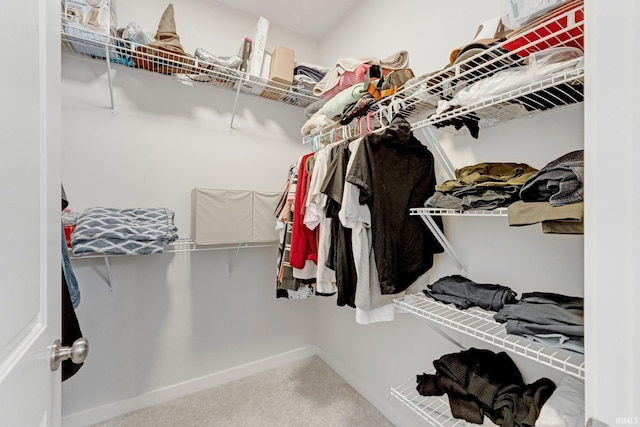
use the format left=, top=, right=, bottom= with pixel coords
left=216, top=0, right=359, bottom=39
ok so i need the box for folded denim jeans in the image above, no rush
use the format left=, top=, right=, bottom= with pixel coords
left=424, top=274, right=517, bottom=311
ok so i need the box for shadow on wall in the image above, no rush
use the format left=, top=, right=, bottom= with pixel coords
left=61, top=54, right=309, bottom=143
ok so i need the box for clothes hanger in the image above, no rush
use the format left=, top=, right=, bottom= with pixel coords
left=366, top=111, right=375, bottom=133
left=364, top=110, right=389, bottom=135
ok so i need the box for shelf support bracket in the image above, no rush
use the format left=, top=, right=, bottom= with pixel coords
left=85, top=256, right=114, bottom=293
left=103, top=257, right=113, bottom=293
left=228, top=243, right=243, bottom=276
left=422, top=321, right=466, bottom=350
left=419, top=126, right=456, bottom=180
left=104, top=44, right=115, bottom=114
left=229, top=75, right=244, bottom=130
left=417, top=214, right=467, bottom=274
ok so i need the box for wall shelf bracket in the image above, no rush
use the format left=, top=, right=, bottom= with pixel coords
left=103, top=256, right=113, bottom=293
left=104, top=43, right=115, bottom=114
left=419, top=126, right=456, bottom=181
left=229, top=77, right=244, bottom=130
left=417, top=213, right=467, bottom=274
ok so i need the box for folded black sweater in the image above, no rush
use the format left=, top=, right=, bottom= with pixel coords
left=424, top=275, right=518, bottom=311
left=416, top=348, right=556, bottom=427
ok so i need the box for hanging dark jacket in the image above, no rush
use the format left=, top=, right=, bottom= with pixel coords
left=345, top=116, right=443, bottom=294
left=61, top=184, right=84, bottom=381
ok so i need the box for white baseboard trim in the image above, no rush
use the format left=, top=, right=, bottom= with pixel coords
left=315, top=347, right=416, bottom=427
left=62, top=346, right=318, bottom=427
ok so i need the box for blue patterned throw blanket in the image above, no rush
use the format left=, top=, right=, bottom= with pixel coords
left=71, top=207, right=179, bottom=256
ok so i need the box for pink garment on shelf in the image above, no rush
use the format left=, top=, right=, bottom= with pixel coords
left=322, top=63, right=370, bottom=101
left=322, top=64, right=392, bottom=102
left=314, top=50, right=409, bottom=99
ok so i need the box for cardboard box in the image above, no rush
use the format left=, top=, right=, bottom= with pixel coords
left=269, top=45, right=295, bottom=85
left=260, top=46, right=294, bottom=100
left=191, top=189, right=281, bottom=245
left=63, top=0, right=117, bottom=59
left=260, top=80, right=289, bottom=101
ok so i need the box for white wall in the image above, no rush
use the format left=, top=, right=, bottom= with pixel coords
left=318, top=0, right=503, bottom=74
left=61, top=2, right=322, bottom=425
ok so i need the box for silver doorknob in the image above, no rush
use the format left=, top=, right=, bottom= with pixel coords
left=50, top=337, right=89, bottom=371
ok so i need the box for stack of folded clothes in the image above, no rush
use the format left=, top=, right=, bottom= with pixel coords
left=493, top=291, right=584, bottom=354
left=508, top=149, right=584, bottom=234
left=293, top=62, right=330, bottom=92
left=423, top=274, right=517, bottom=311
left=301, top=50, right=411, bottom=135
left=425, top=162, right=538, bottom=211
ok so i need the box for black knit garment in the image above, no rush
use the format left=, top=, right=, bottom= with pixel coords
left=416, top=348, right=555, bottom=427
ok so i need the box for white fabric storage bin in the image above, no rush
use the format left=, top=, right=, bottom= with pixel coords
left=252, top=191, right=281, bottom=242
left=191, top=189, right=253, bottom=245
left=191, top=189, right=280, bottom=245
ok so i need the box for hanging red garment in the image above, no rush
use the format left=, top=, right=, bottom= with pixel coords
left=289, top=152, right=318, bottom=269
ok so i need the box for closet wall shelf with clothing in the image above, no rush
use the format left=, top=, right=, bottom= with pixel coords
left=69, top=238, right=278, bottom=290
left=304, top=0, right=584, bottom=155
left=60, top=23, right=320, bottom=126
left=391, top=376, right=474, bottom=427
left=407, top=65, right=584, bottom=133
left=393, top=293, right=585, bottom=379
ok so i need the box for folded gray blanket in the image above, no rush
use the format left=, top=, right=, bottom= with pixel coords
left=520, top=150, right=584, bottom=206
left=71, top=207, right=179, bottom=256
left=494, top=292, right=584, bottom=336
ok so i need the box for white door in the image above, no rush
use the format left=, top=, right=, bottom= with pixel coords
left=0, top=0, right=63, bottom=425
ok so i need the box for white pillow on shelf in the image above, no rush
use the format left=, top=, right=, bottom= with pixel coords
left=536, top=375, right=585, bottom=427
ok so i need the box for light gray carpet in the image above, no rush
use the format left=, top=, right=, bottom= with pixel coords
left=89, top=355, right=395, bottom=427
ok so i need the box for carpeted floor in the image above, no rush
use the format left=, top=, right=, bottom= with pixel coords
left=89, top=355, right=395, bottom=427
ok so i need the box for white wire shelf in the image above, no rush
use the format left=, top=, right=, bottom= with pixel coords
left=391, top=377, right=475, bottom=427
left=410, top=65, right=584, bottom=131
left=410, top=207, right=508, bottom=217
left=60, top=21, right=320, bottom=110
left=393, top=293, right=585, bottom=379
left=388, top=0, right=585, bottom=132
left=68, top=237, right=278, bottom=259
left=68, top=237, right=278, bottom=291
left=305, top=0, right=584, bottom=146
